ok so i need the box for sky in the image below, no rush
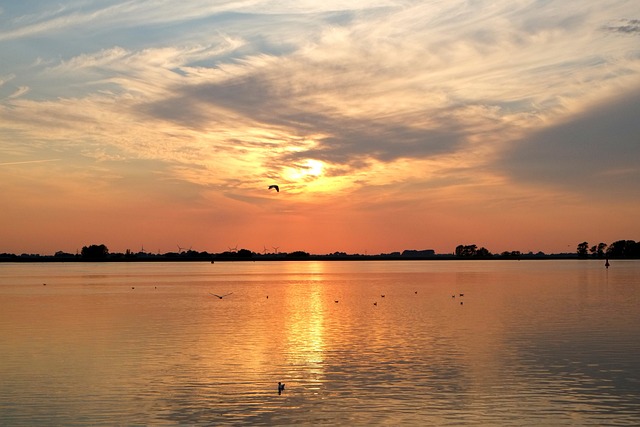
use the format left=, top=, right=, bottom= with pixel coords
left=1, top=1, right=639, bottom=256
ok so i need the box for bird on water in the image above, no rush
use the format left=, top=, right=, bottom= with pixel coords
left=268, top=185, right=279, bottom=192
left=278, top=382, right=285, bottom=394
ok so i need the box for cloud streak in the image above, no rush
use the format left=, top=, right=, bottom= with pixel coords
left=605, top=19, right=640, bottom=34
left=0, top=158, right=61, bottom=166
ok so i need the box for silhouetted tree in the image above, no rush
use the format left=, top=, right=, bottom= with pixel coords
left=237, top=249, right=253, bottom=258
left=475, top=247, right=492, bottom=257
left=81, top=244, right=109, bottom=259
left=455, top=244, right=491, bottom=258
left=590, top=242, right=608, bottom=258
left=286, top=251, right=310, bottom=258
left=54, top=251, right=75, bottom=258
left=577, top=242, right=589, bottom=258
left=606, top=240, right=640, bottom=258
left=501, top=250, right=522, bottom=258
left=455, top=244, right=477, bottom=257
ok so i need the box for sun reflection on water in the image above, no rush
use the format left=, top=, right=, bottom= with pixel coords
left=282, top=272, right=326, bottom=390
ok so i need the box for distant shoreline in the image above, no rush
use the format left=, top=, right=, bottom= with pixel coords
left=2, top=254, right=617, bottom=263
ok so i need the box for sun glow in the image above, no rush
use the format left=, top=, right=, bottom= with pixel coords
left=285, top=159, right=324, bottom=181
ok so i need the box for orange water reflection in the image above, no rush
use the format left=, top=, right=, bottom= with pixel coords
left=279, top=261, right=327, bottom=389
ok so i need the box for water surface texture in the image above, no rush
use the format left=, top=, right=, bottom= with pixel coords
left=1, top=260, right=639, bottom=425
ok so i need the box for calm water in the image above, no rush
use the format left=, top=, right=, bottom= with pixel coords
left=1, top=260, right=639, bottom=425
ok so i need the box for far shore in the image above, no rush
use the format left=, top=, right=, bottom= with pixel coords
left=2, top=253, right=614, bottom=263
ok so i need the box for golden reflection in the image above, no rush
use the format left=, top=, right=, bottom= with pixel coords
left=287, top=284, right=325, bottom=363
left=282, top=262, right=327, bottom=382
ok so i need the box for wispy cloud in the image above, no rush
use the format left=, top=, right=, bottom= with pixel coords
left=0, top=0, right=395, bottom=42
left=7, top=86, right=29, bottom=99
left=0, top=158, right=61, bottom=166
left=604, top=19, right=640, bottom=34
left=0, top=74, right=15, bottom=86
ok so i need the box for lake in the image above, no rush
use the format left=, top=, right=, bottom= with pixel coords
left=1, top=260, right=639, bottom=425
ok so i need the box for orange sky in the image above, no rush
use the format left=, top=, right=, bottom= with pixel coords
left=1, top=1, right=639, bottom=255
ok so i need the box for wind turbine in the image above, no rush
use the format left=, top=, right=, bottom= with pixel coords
left=273, top=246, right=279, bottom=254
left=177, top=244, right=185, bottom=253
left=263, top=245, right=269, bottom=255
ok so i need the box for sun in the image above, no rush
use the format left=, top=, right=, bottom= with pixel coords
left=285, top=159, right=324, bottom=181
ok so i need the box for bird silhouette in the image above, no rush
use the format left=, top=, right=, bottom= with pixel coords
left=268, top=185, right=279, bottom=192
left=209, top=292, right=233, bottom=299
left=278, top=382, right=285, bottom=394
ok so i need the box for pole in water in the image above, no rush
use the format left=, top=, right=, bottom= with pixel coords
left=605, top=257, right=610, bottom=269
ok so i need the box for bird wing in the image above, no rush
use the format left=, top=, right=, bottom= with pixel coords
left=210, top=292, right=233, bottom=298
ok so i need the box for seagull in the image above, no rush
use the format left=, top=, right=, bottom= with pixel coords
left=209, top=292, right=233, bottom=299
left=268, top=185, right=279, bottom=192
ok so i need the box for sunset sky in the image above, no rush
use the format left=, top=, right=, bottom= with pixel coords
left=1, top=1, right=639, bottom=256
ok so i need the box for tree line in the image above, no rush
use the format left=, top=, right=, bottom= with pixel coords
left=3, top=240, right=640, bottom=262
left=454, top=240, right=640, bottom=259
left=576, top=240, right=640, bottom=259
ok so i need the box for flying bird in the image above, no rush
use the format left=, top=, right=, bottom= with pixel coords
left=268, top=185, right=279, bottom=192
left=209, top=292, right=233, bottom=299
